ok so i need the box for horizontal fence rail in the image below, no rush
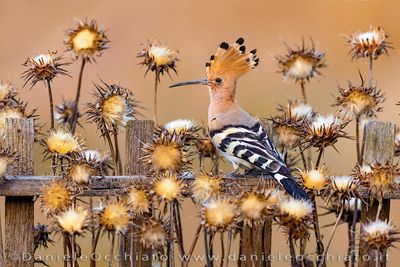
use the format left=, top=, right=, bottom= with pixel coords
left=0, top=118, right=397, bottom=267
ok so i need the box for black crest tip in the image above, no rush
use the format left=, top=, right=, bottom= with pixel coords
left=236, top=37, right=244, bottom=45
left=210, top=55, right=215, bottom=61
left=239, top=46, right=246, bottom=53
left=250, top=49, right=257, bottom=54
left=205, top=62, right=210, bottom=67
left=220, top=42, right=229, bottom=50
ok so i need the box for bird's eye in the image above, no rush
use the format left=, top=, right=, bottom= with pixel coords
left=215, top=78, right=222, bottom=84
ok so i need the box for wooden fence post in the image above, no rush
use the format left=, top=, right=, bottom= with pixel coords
left=358, top=121, right=395, bottom=267
left=4, top=118, right=35, bottom=267
left=125, top=120, right=154, bottom=267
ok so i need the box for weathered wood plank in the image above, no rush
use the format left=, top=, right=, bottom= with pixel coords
left=4, top=118, right=35, bottom=267
left=125, top=120, right=154, bottom=175
left=0, top=175, right=276, bottom=196
left=358, top=121, right=396, bottom=267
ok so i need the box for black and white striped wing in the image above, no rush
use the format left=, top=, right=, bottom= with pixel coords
left=210, top=124, right=309, bottom=200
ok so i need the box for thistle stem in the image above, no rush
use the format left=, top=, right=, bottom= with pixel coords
left=369, top=55, right=374, bottom=87
left=311, top=194, right=325, bottom=266
left=64, top=235, right=68, bottom=267
left=220, top=232, right=225, bottom=267
left=46, top=80, right=55, bottom=130
left=113, top=131, right=122, bottom=175
left=169, top=201, right=175, bottom=267
left=183, top=224, right=202, bottom=267
left=204, top=229, right=212, bottom=267
left=350, top=200, right=358, bottom=267
left=109, top=231, right=116, bottom=267
left=71, top=58, right=86, bottom=134
left=104, top=130, right=117, bottom=175
left=174, top=201, right=185, bottom=257
left=288, top=233, right=298, bottom=267
left=300, top=238, right=308, bottom=267
left=376, top=198, right=383, bottom=221
left=70, top=234, right=76, bottom=267
left=130, top=223, right=135, bottom=267
left=319, top=204, right=344, bottom=267
left=375, top=250, right=380, bottom=267
left=356, top=116, right=361, bottom=164
left=90, top=227, right=102, bottom=267
left=315, top=148, right=324, bottom=169
left=153, top=73, right=159, bottom=124
left=226, top=231, right=232, bottom=267
left=299, top=146, right=308, bottom=170
left=300, top=81, right=308, bottom=103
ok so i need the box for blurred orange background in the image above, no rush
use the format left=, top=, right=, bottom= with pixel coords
left=1, top=0, right=400, bottom=266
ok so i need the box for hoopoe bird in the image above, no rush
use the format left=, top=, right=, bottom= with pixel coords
left=170, top=38, right=309, bottom=200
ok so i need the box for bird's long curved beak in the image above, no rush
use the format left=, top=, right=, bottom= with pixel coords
left=169, top=78, right=208, bottom=88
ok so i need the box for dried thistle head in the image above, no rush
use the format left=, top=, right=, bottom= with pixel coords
left=303, top=114, right=350, bottom=149
left=140, top=132, right=191, bottom=174
left=270, top=112, right=304, bottom=149
left=40, top=180, right=73, bottom=216
left=239, top=192, right=267, bottom=227
left=281, top=99, right=314, bottom=122
left=277, top=197, right=313, bottom=223
left=66, top=155, right=100, bottom=185
left=56, top=206, right=88, bottom=235
left=137, top=39, right=179, bottom=79
left=160, top=119, right=200, bottom=140
left=153, top=175, right=184, bottom=202
left=325, top=175, right=360, bottom=203
left=126, top=187, right=150, bottom=215
left=98, top=199, right=130, bottom=233
left=299, top=164, right=328, bottom=193
left=196, top=126, right=217, bottom=159
left=192, top=173, right=222, bottom=203
left=347, top=26, right=390, bottom=60
left=0, top=101, right=36, bottom=134
left=33, top=224, right=54, bottom=252
left=264, top=188, right=288, bottom=210
left=81, top=149, right=112, bottom=175
left=0, top=81, right=16, bottom=103
left=87, top=82, right=139, bottom=134
left=65, top=19, right=109, bottom=62
left=355, top=163, right=400, bottom=194
left=139, top=219, right=167, bottom=249
left=334, top=74, right=384, bottom=120
left=22, top=51, right=69, bottom=87
left=362, top=220, right=400, bottom=251
left=202, top=197, right=239, bottom=232
left=276, top=39, right=326, bottom=84
left=0, top=148, right=17, bottom=177
left=55, top=100, right=79, bottom=126
left=42, top=128, right=82, bottom=158
left=275, top=197, right=313, bottom=239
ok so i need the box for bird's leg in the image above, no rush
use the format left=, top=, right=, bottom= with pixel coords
left=212, top=155, right=220, bottom=175
left=199, top=156, right=205, bottom=173
left=226, top=166, right=243, bottom=178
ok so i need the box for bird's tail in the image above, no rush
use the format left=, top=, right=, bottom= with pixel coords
left=276, top=174, right=309, bottom=200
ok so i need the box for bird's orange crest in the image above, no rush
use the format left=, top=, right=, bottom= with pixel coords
left=206, top=38, right=259, bottom=81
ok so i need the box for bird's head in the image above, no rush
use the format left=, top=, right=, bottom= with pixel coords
left=170, top=38, right=259, bottom=94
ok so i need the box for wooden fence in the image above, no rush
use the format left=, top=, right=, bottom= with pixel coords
left=0, top=118, right=396, bottom=267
